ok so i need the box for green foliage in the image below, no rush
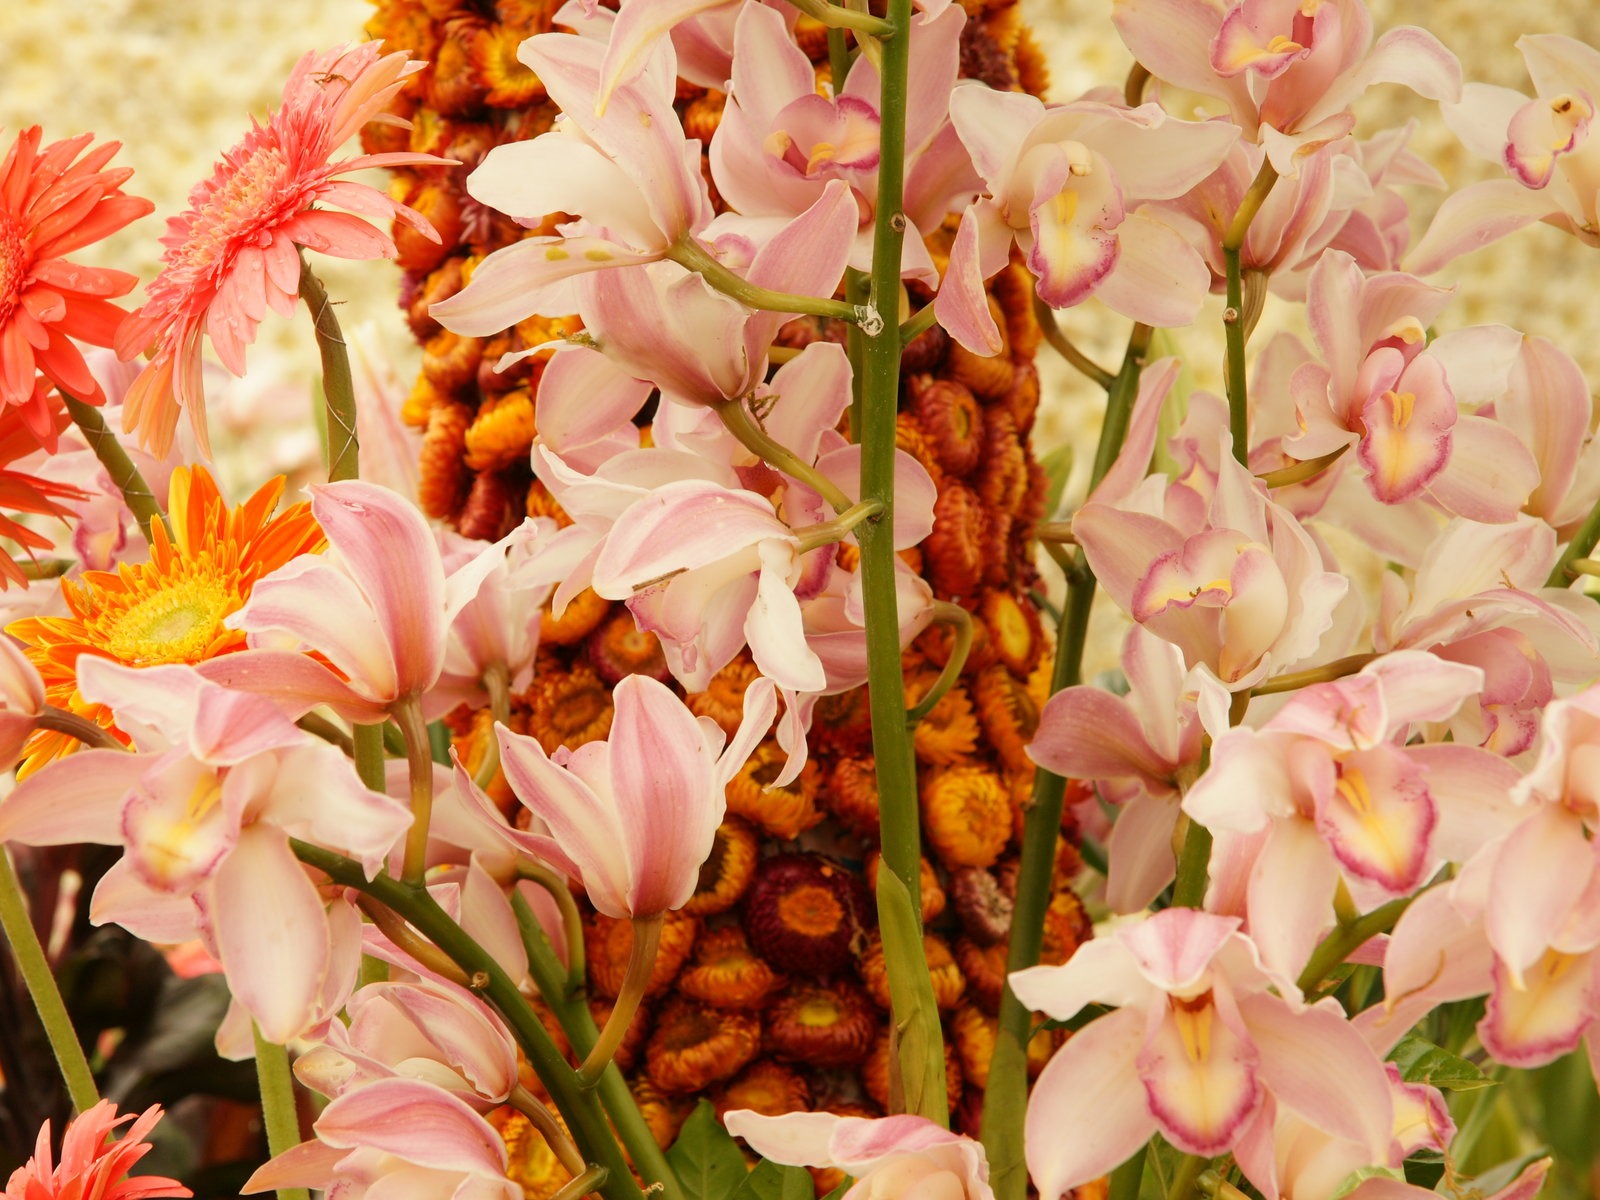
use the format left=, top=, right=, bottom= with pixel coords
left=729, top=1159, right=816, bottom=1200
left=1388, top=1033, right=1496, bottom=1091
left=668, top=1102, right=749, bottom=1200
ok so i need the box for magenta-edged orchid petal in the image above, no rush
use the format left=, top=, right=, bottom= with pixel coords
left=121, top=756, right=234, bottom=894
left=608, top=674, right=722, bottom=914
left=212, top=824, right=330, bottom=1045
left=1239, top=992, right=1394, bottom=1159
left=1024, top=143, right=1125, bottom=309
left=1025, top=1007, right=1158, bottom=1197
left=0, top=748, right=142, bottom=846
left=1313, top=744, right=1435, bottom=894
left=1246, top=817, right=1339, bottom=983
left=1404, top=179, right=1555, bottom=275
left=1479, top=949, right=1600, bottom=1067
left=1486, top=805, right=1595, bottom=984
left=431, top=236, right=657, bottom=338
left=535, top=346, right=652, bottom=457
left=1504, top=89, right=1593, bottom=188
left=1139, top=983, right=1262, bottom=1156
left=936, top=200, right=1013, bottom=356
left=1357, top=354, right=1455, bottom=505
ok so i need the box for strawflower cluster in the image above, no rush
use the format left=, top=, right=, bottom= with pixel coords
left=0, top=4, right=1597, bottom=1200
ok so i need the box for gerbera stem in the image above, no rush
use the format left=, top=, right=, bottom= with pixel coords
left=393, top=697, right=435, bottom=888
left=668, top=237, right=868, bottom=326
left=1221, top=161, right=1277, bottom=466
left=289, top=840, right=654, bottom=1200
left=577, top=915, right=661, bottom=1088
left=61, top=394, right=164, bottom=544
left=35, top=705, right=124, bottom=751
left=298, top=259, right=359, bottom=484
left=0, top=848, right=99, bottom=1114
left=252, top=1024, right=311, bottom=1200
left=713, top=399, right=854, bottom=514
left=981, top=324, right=1150, bottom=1200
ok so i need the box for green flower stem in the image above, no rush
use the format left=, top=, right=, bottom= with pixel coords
left=511, top=891, right=682, bottom=1200
left=1567, top=557, right=1600, bottom=579
left=1549, top=497, right=1600, bottom=584
left=61, top=393, right=165, bottom=544
left=1297, top=892, right=1414, bottom=997
left=551, top=1166, right=610, bottom=1200
left=793, top=500, right=883, bottom=554
left=35, top=705, right=123, bottom=751
left=1255, top=444, right=1348, bottom=490
left=1220, top=162, right=1277, bottom=467
left=296, top=713, right=354, bottom=755
left=1167, top=1154, right=1209, bottom=1200
left=352, top=723, right=386, bottom=791
left=394, top=697, right=436, bottom=888
left=299, top=258, right=360, bottom=483
left=1110, top=1146, right=1149, bottom=1200
left=252, top=1024, right=312, bottom=1200
left=668, top=238, right=866, bottom=326
left=905, top=601, right=973, bottom=725
left=577, top=915, right=661, bottom=1087
left=788, top=0, right=893, bottom=36
left=854, top=0, right=946, bottom=1125
left=0, top=849, right=99, bottom=1114
left=980, top=325, right=1151, bottom=1200
left=19, top=558, right=72, bottom=581
left=1249, top=652, right=1379, bottom=697
left=827, top=26, right=853, bottom=89
left=899, top=303, right=940, bottom=345
left=714, top=400, right=854, bottom=514
left=1033, top=291, right=1115, bottom=389
left=510, top=1084, right=589, bottom=1179
left=1171, top=816, right=1214, bottom=908
left=355, top=894, right=470, bottom=986
left=288, top=840, right=650, bottom=1200
left=517, top=863, right=587, bottom=994
left=471, top=663, right=513, bottom=791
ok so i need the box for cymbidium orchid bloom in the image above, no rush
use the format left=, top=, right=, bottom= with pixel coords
left=1112, top=0, right=1459, bottom=175
left=1010, top=909, right=1395, bottom=1196
left=1029, top=625, right=1230, bottom=912
left=6, top=1101, right=189, bottom=1200
left=0, top=657, right=410, bottom=1045
left=1183, top=651, right=1522, bottom=981
left=724, top=1111, right=994, bottom=1200
left=936, top=88, right=1238, bottom=354
left=486, top=672, right=774, bottom=921
left=244, top=1078, right=519, bottom=1200
left=197, top=480, right=535, bottom=722
left=1411, top=35, right=1600, bottom=271
left=428, top=29, right=712, bottom=339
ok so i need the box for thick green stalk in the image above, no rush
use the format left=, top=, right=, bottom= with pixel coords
left=853, top=0, right=946, bottom=1125
left=1549, top=501, right=1600, bottom=586
left=0, top=849, right=98, bottom=1114
left=1297, top=892, right=1414, bottom=997
left=1171, top=817, right=1214, bottom=908
left=352, top=723, right=386, bottom=791
left=253, top=1025, right=312, bottom=1200
left=511, top=892, right=682, bottom=1200
left=289, top=842, right=647, bottom=1200
left=1220, top=163, right=1277, bottom=466
left=980, top=327, right=1150, bottom=1200
left=299, top=259, right=359, bottom=483
left=62, top=394, right=164, bottom=543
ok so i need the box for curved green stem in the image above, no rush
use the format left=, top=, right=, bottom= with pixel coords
left=1250, top=652, right=1379, bottom=697
left=510, top=1084, right=588, bottom=1179
left=794, top=500, right=883, bottom=554
left=906, top=601, right=972, bottom=725
left=472, top=664, right=513, bottom=792
left=289, top=841, right=651, bottom=1200
left=296, top=712, right=354, bottom=756
left=35, top=705, right=124, bottom=751
left=1167, top=1154, right=1209, bottom=1200
left=1297, top=892, right=1414, bottom=998
left=299, top=258, right=360, bottom=483
left=980, top=327, right=1152, bottom=1200
left=552, top=1166, right=610, bottom=1200
left=577, top=915, right=660, bottom=1087
left=1550, top=496, right=1600, bottom=584
left=1171, top=816, right=1214, bottom=908
left=62, top=393, right=164, bottom=544
left=899, top=303, right=940, bottom=345
left=517, top=863, right=587, bottom=995
left=827, top=25, right=854, bottom=89
left=356, top=894, right=470, bottom=985
left=716, top=400, right=854, bottom=514
left=1256, top=444, right=1348, bottom=490
left=0, top=849, right=99, bottom=1114
left=669, top=238, right=865, bottom=326
left=394, top=697, right=435, bottom=887
left=789, top=0, right=893, bottom=35
left=1568, top=557, right=1600, bottom=579
left=253, top=1024, right=311, bottom=1200
left=1221, top=162, right=1278, bottom=466
left=1033, top=292, right=1115, bottom=389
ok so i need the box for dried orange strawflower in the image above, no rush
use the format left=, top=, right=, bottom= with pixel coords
left=676, top=925, right=783, bottom=1009
left=682, top=817, right=760, bottom=918
left=726, top=743, right=825, bottom=840
left=645, top=998, right=761, bottom=1094
left=920, top=764, right=1012, bottom=869
left=764, top=980, right=879, bottom=1068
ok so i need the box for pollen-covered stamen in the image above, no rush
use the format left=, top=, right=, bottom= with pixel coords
left=101, top=571, right=233, bottom=664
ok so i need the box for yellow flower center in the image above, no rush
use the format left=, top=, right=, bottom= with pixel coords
left=101, top=570, right=234, bottom=664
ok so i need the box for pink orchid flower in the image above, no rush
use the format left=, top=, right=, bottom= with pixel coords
left=294, top=978, right=519, bottom=1108
left=485, top=673, right=774, bottom=920
left=244, top=1078, right=519, bottom=1200
left=1113, top=0, right=1459, bottom=175
left=1410, top=35, right=1600, bottom=272
left=198, top=481, right=534, bottom=722
left=724, top=1111, right=993, bottom=1200
left=1029, top=625, right=1230, bottom=912
left=0, top=658, right=408, bottom=1045
left=428, top=28, right=711, bottom=339
left=6, top=1101, right=189, bottom=1200
left=936, top=89, right=1238, bottom=353
left=1183, top=651, right=1521, bottom=981
left=1010, top=909, right=1394, bottom=1195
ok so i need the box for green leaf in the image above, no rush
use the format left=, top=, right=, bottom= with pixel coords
left=668, top=1101, right=749, bottom=1200
left=1038, top=443, right=1074, bottom=520
left=729, top=1159, right=814, bottom=1200
left=875, top=865, right=948, bottom=1123
left=1327, top=1165, right=1404, bottom=1200
left=1387, top=1033, right=1495, bottom=1091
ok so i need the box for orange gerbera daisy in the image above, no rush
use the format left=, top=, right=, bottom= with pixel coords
left=7, top=463, right=325, bottom=773
left=115, top=42, right=446, bottom=457
left=0, top=397, right=87, bottom=588
left=0, top=127, right=152, bottom=441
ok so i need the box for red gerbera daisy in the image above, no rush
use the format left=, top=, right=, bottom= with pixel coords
left=4, top=1100, right=189, bottom=1200
left=0, top=393, right=88, bottom=589
left=115, top=41, right=447, bottom=458
left=0, top=127, right=153, bottom=443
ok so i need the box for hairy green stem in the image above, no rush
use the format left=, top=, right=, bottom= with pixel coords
left=980, top=327, right=1152, bottom=1199
left=289, top=841, right=649, bottom=1200
left=253, top=1025, right=311, bottom=1200
left=577, top=916, right=660, bottom=1087
left=669, top=238, right=866, bottom=325
left=0, top=849, right=99, bottom=1114
left=62, top=393, right=164, bottom=543
left=299, top=259, right=360, bottom=483
left=394, top=698, right=436, bottom=887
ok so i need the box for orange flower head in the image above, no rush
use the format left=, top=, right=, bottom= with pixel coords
left=115, top=42, right=446, bottom=457
left=5, top=1100, right=188, bottom=1200
left=764, top=979, right=879, bottom=1068
left=8, top=464, right=323, bottom=774
left=645, top=997, right=761, bottom=1094
left=0, top=399, right=87, bottom=589
left=0, top=127, right=153, bottom=442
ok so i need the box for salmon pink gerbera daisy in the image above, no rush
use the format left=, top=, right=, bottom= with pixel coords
left=7, top=462, right=325, bottom=774
left=115, top=41, right=447, bottom=458
left=5, top=1100, right=189, bottom=1200
left=0, top=127, right=153, bottom=442
left=0, top=395, right=89, bottom=589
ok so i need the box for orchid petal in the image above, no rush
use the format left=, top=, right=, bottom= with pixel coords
left=1138, top=986, right=1261, bottom=1156
left=0, top=748, right=141, bottom=846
